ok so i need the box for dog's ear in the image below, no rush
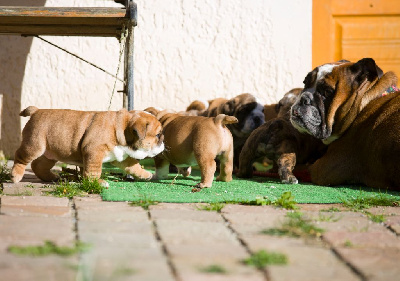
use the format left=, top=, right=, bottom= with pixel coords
left=303, top=68, right=318, bottom=89
left=220, top=100, right=236, bottom=115
left=350, top=58, right=382, bottom=83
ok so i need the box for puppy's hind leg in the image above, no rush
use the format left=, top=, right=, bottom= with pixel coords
left=31, top=155, right=59, bottom=182
left=153, top=156, right=170, bottom=180
left=195, top=154, right=216, bottom=189
left=11, top=142, right=46, bottom=183
left=216, top=149, right=234, bottom=182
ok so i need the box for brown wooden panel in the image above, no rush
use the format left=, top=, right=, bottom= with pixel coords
left=0, top=6, right=128, bottom=37
left=313, top=0, right=400, bottom=77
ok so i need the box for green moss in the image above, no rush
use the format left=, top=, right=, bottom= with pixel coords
left=262, top=211, right=324, bottom=239
left=197, top=203, right=225, bottom=212
left=243, top=250, right=288, bottom=268
left=341, top=191, right=399, bottom=211
left=129, top=197, right=158, bottom=210
left=8, top=241, right=90, bottom=257
left=199, top=264, right=227, bottom=274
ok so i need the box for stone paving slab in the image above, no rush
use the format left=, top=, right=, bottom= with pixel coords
left=75, top=198, right=175, bottom=281
left=1, top=168, right=400, bottom=281
left=151, top=203, right=265, bottom=281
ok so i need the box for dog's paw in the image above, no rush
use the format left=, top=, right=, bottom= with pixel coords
left=178, top=167, right=191, bottom=177
left=281, top=175, right=298, bottom=184
left=98, top=179, right=110, bottom=188
left=11, top=174, right=23, bottom=183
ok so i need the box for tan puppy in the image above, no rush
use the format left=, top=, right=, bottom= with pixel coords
left=152, top=109, right=238, bottom=190
left=11, top=107, right=164, bottom=185
left=189, top=93, right=264, bottom=167
left=291, top=58, right=400, bottom=190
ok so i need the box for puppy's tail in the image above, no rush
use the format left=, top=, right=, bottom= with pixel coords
left=214, top=114, right=238, bottom=126
left=20, top=106, right=39, bottom=117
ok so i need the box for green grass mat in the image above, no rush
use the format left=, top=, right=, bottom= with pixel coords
left=101, top=164, right=400, bottom=204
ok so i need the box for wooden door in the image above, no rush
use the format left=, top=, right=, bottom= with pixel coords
left=313, top=0, right=400, bottom=77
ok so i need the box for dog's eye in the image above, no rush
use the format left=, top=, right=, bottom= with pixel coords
left=156, top=133, right=161, bottom=139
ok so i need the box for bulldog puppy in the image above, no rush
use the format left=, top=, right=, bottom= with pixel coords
left=290, top=58, right=400, bottom=190
left=11, top=107, right=164, bottom=185
left=237, top=88, right=326, bottom=183
left=152, top=109, right=238, bottom=190
left=199, top=93, right=265, bottom=167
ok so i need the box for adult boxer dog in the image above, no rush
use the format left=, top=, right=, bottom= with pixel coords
left=237, top=88, right=326, bottom=183
left=11, top=107, right=164, bottom=186
left=194, top=93, right=265, bottom=167
left=290, top=58, right=400, bottom=190
left=150, top=109, right=238, bottom=191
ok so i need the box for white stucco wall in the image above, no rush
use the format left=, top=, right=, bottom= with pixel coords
left=0, top=0, right=311, bottom=157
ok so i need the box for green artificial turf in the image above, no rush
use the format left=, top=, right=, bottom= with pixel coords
left=101, top=162, right=400, bottom=204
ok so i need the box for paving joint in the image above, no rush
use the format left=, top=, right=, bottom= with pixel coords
left=220, top=212, right=269, bottom=281
left=148, top=209, right=180, bottom=281
left=327, top=243, right=367, bottom=281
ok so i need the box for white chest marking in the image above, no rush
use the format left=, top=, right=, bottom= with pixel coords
left=103, top=143, right=165, bottom=163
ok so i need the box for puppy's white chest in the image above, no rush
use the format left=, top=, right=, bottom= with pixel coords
left=103, top=146, right=131, bottom=163
left=103, top=143, right=165, bottom=163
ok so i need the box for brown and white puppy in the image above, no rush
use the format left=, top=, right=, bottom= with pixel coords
left=151, top=109, right=238, bottom=190
left=11, top=107, right=164, bottom=186
left=197, top=93, right=265, bottom=167
left=237, top=88, right=326, bottom=183
left=290, top=58, right=400, bottom=190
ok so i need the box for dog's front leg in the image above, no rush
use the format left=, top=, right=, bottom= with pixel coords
left=276, top=152, right=298, bottom=184
left=82, top=150, right=107, bottom=186
left=111, top=157, right=153, bottom=180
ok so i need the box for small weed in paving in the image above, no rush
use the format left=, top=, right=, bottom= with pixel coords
left=243, top=250, right=288, bottom=269
left=273, top=191, right=299, bottom=210
left=321, top=207, right=342, bottom=212
left=341, top=191, right=399, bottom=211
left=317, top=212, right=342, bottom=222
left=242, top=196, right=272, bottom=206
left=261, top=211, right=324, bottom=239
left=197, top=203, right=225, bottom=213
left=199, top=264, right=227, bottom=274
left=241, top=192, right=298, bottom=210
left=364, top=211, right=386, bottom=223
left=8, top=241, right=90, bottom=257
left=344, top=240, right=353, bottom=247
left=45, top=178, right=103, bottom=199
left=13, top=190, right=34, bottom=196
left=0, top=161, right=11, bottom=185
left=45, top=179, right=85, bottom=199
left=129, top=197, right=158, bottom=210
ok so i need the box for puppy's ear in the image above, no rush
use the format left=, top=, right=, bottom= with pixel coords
left=350, top=58, right=382, bottom=83
left=220, top=100, right=236, bottom=115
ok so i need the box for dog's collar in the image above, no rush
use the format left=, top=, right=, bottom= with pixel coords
left=382, top=85, right=399, bottom=97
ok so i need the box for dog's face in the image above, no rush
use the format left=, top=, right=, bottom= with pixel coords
left=217, top=93, right=265, bottom=137
left=290, top=58, right=383, bottom=144
left=125, top=111, right=165, bottom=158
left=276, top=88, right=303, bottom=119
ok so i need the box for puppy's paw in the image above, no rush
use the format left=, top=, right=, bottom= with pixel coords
left=11, top=173, right=23, bottom=183
left=281, top=175, right=298, bottom=184
left=178, top=167, right=191, bottom=177
left=98, top=179, right=110, bottom=188
left=216, top=175, right=232, bottom=182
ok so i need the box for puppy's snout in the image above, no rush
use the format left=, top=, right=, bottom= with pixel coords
left=300, top=95, right=311, bottom=106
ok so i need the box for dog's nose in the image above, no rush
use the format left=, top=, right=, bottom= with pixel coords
left=292, top=108, right=300, bottom=117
